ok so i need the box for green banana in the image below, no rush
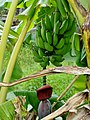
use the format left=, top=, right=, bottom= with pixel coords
left=33, top=49, right=40, bottom=59
left=56, top=0, right=66, bottom=17
left=55, top=44, right=68, bottom=55
left=41, top=27, right=46, bottom=41
left=54, top=10, right=60, bottom=24
left=52, top=61, right=62, bottom=66
left=40, top=61, right=49, bottom=68
left=66, top=43, right=71, bottom=52
left=54, top=20, right=60, bottom=34
left=67, top=18, right=74, bottom=31
left=51, top=59, right=62, bottom=66
left=36, top=25, right=41, bottom=36
left=41, top=19, right=46, bottom=41
left=64, top=36, right=71, bottom=44
left=61, top=0, right=70, bottom=13
left=64, top=21, right=76, bottom=37
left=34, top=56, right=43, bottom=63
left=43, top=56, right=49, bottom=63
left=56, top=38, right=65, bottom=49
left=46, top=31, right=52, bottom=44
left=59, top=19, right=68, bottom=34
left=44, top=42, right=53, bottom=51
left=41, top=18, right=46, bottom=28
left=45, top=15, right=52, bottom=31
left=55, top=55, right=64, bottom=62
left=38, top=48, right=45, bottom=57
left=53, top=33, right=58, bottom=46
left=50, top=56, right=56, bottom=63
left=50, top=13, right=54, bottom=29
left=36, top=36, right=45, bottom=49
left=74, top=34, right=80, bottom=51
left=51, top=55, right=64, bottom=62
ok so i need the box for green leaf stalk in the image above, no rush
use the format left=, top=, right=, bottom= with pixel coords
left=0, top=0, right=18, bottom=80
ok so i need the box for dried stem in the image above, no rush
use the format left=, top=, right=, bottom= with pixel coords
left=52, top=75, right=80, bottom=108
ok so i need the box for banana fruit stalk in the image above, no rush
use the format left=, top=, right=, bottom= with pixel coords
left=33, top=0, right=77, bottom=68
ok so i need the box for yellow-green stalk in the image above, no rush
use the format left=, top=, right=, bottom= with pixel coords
left=0, top=0, right=18, bottom=80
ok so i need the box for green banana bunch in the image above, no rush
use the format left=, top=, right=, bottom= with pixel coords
left=33, top=1, right=77, bottom=68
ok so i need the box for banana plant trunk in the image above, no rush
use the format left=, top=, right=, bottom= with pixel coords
left=82, top=13, right=90, bottom=104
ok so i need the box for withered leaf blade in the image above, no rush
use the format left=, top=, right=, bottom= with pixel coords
left=67, top=104, right=90, bottom=120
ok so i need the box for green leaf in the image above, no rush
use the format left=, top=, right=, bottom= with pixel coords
left=16, top=7, right=30, bottom=20
left=23, top=32, right=32, bottom=44
left=0, top=0, right=24, bottom=8
left=0, top=101, right=15, bottom=120
left=11, top=62, right=23, bottom=81
left=74, top=75, right=86, bottom=92
left=17, top=0, right=39, bottom=20
left=15, top=20, right=26, bottom=34
left=14, top=90, right=39, bottom=111
left=24, top=0, right=34, bottom=7
left=79, top=0, right=88, bottom=10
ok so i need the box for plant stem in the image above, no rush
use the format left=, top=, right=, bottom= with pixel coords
left=0, top=0, right=18, bottom=80
left=43, top=66, right=46, bottom=85
left=82, top=13, right=90, bottom=104
left=52, top=75, right=79, bottom=108
left=0, top=19, right=31, bottom=103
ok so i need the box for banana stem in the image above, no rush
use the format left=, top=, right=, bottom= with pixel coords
left=43, top=66, right=46, bottom=85
left=0, top=0, right=18, bottom=81
left=82, top=13, right=90, bottom=104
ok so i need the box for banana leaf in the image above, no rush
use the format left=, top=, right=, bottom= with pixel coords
left=0, top=101, right=15, bottom=120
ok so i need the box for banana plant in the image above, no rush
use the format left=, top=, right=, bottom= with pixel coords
left=0, top=0, right=42, bottom=103
left=0, top=0, right=90, bottom=119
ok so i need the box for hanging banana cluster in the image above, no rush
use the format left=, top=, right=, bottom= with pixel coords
left=33, top=0, right=77, bottom=67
